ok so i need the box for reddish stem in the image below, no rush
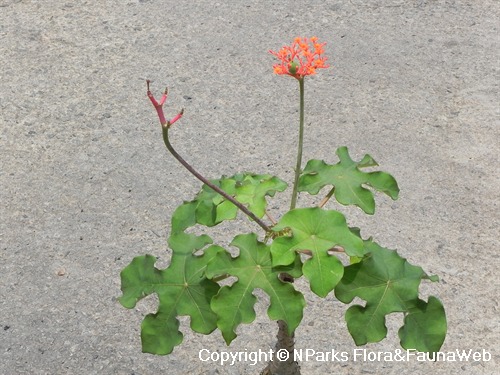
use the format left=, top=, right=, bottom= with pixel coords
left=146, top=81, right=272, bottom=234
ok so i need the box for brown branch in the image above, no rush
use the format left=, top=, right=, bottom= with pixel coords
left=318, top=186, right=335, bottom=208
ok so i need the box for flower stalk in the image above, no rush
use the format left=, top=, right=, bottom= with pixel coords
left=270, top=37, right=329, bottom=210
left=162, top=126, right=271, bottom=233
left=290, top=78, right=305, bottom=210
left=266, top=36, right=330, bottom=375
left=146, top=81, right=272, bottom=234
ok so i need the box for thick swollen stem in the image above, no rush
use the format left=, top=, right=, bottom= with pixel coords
left=260, top=321, right=300, bottom=375
left=290, top=78, right=305, bottom=210
left=162, top=125, right=272, bottom=233
left=266, top=76, right=307, bottom=375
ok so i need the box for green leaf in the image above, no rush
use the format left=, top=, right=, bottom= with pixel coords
left=271, top=207, right=364, bottom=297
left=399, top=296, right=447, bottom=353
left=298, top=146, right=399, bottom=214
left=206, top=233, right=305, bottom=344
left=171, top=173, right=287, bottom=231
left=232, top=173, right=287, bottom=218
left=334, top=240, right=446, bottom=352
left=119, top=232, right=224, bottom=355
left=171, top=200, right=197, bottom=233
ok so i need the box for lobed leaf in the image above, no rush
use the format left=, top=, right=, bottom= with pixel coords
left=298, top=146, right=399, bottom=214
left=398, top=296, right=447, bottom=353
left=119, top=232, right=224, bottom=355
left=334, top=239, right=447, bottom=353
left=171, top=173, right=287, bottom=232
left=270, top=207, right=364, bottom=297
left=206, top=233, right=305, bottom=344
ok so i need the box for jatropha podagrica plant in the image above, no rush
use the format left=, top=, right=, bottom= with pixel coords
left=119, top=37, right=447, bottom=374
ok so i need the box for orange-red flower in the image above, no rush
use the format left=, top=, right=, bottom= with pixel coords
left=270, top=37, right=329, bottom=80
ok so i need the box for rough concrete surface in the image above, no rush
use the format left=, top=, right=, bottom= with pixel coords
left=1, top=0, right=498, bottom=374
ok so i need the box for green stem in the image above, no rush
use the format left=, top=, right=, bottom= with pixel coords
left=162, top=125, right=272, bottom=233
left=290, top=78, right=305, bottom=210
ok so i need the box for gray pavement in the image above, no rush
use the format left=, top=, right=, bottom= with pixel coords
left=1, top=0, right=498, bottom=374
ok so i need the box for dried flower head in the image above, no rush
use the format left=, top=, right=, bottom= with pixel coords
left=270, top=37, right=329, bottom=80
left=146, top=80, right=184, bottom=127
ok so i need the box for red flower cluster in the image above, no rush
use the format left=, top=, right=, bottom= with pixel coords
left=270, top=37, right=329, bottom=80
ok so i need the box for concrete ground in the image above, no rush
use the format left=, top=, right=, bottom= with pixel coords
left=1, top=0, right=498, bottom=374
